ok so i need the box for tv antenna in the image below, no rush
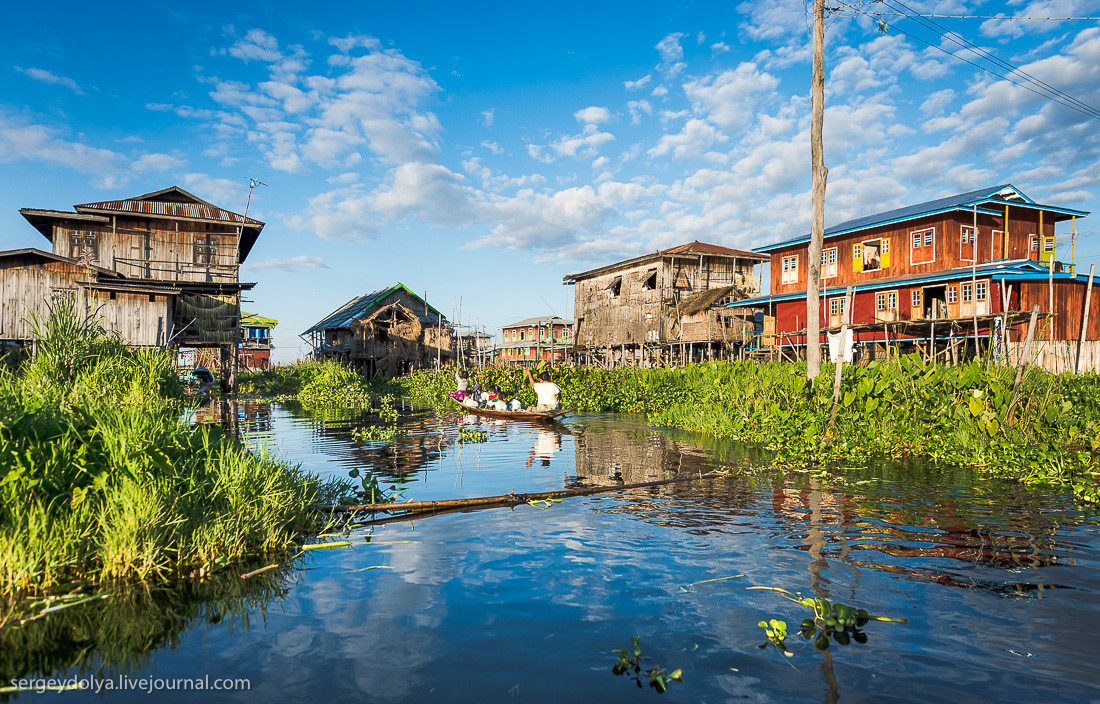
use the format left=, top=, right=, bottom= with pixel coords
left=244, top=177, right=267, bottom=217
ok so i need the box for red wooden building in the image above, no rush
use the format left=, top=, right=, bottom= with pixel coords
left=498, top=316, right=573, bottom=365
left=729, top=184, right=1098, bottom=370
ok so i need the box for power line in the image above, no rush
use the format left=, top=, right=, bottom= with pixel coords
left=831, top=6, right=1100, bottom=21
left=885, top=0, right=1100, bottom=120
left=833, top=1, right=1100, bottom=123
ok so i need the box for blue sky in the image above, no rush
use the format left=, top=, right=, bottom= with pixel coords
left=2, top=0, right=1099, bottom=361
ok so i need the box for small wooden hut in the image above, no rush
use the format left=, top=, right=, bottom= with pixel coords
left=304, top=283, right=455, bottom=377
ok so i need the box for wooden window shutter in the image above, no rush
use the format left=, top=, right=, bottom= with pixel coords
left=880, top=238, right=890, bottom=268
left=852, top=243, right=863, bottom=273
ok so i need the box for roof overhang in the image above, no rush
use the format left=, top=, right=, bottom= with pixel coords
left=727, top=260, right=1063, bottom=307
left=19, top=210, right=112, bottom=241
left=563, top=248, right=766, bottom=284
left=0, top=247, right=120, bottom=278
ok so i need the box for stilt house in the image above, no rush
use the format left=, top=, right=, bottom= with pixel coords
left=563, top=241, right=766, bottom=367
left=303, top=283, right=454, bottom=377
left=1, top=186, right=263, bottom=388
left=498, top=316, right=573, bottom=365
left=728, top=184, right=1099, bottom=371
left=239, top=312, right=277, bottom=371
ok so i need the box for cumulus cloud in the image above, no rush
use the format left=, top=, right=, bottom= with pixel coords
left=574, top=106, right=611, bottom=124
left=0, top=114, right=120, bottom=173
left=624, top=74, right=652, bottom=91
left=649, top=118, right=728, bottom=159
left=684, top=63, right=779, bottom=130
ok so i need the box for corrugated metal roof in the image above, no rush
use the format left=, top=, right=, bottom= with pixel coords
left=659, top=241, right=766, bottom=258
left=502, top=315, right=574, bottom=328
left=755, top=184, right=1089, bottom=253
left=74, top=199, right=263, bottom=226
left=564, top=240, right=766, bottom=283
left=241, top=312, right=278, bottom=327
left=304, top=283, right=446, bottom=333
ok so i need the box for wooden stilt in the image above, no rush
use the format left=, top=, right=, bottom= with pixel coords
left=1076, top=263, right=1095, bottom=374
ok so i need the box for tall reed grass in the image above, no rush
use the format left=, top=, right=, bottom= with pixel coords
left=0, top=299, right=347, bottom=604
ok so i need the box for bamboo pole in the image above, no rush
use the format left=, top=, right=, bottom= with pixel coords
left=828, top=286, right=854, bottom=428
left=330, top=472, right=722, bottom=515
left=1008, top=306, right=1041, bottom=419
left=1076, top=263, right=1095, bottom=374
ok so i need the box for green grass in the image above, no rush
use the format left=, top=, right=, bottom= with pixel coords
left=0, top=299, right=348, bottom=605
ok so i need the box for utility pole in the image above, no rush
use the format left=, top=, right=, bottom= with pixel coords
left=807, top=0, right=827, bottom=380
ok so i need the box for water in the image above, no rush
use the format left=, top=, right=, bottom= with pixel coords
left=6, top=402, right=1100, bottom=702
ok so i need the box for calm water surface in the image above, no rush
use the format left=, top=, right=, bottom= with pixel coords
left=7, top=401, right=1100, bottom=703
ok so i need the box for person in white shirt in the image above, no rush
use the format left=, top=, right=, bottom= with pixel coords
left=508, top=397, right=522, bottom=412
left=525, top=369, right=561, bottom=411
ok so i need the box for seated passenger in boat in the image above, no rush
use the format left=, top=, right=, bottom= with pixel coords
left=455, top=369, right=469, bottom=398
left=488, top=386, right=508, bottom=411
left=525, top=369, right=561, bottom=411
left=508, top=397, right=522, bottom=412
left=461, top=391, right=479, bottom=408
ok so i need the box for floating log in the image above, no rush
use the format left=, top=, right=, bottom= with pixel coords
left=329, top=471, right=722, bottom=515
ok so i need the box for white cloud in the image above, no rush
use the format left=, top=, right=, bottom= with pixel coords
left=574, top=106, right=611, bottom=124
left=651, top=85, right=669, bottom=98
left=656, top=33, right=687, bottom=75
left=131, top=152, right=185, bottom=172
left=243, top=255, right=329, bottom=271
left=0, top=114, right=120, bottom=173
left=480, top=140, right=504, bottom=155
left=228, top=29, right=282, bottom=62
left=481, top=108, right=495, bottom=127
left=15, top=67, right=85, bottom=94
left=551, top=123, right=615, bottom=157
left=180, top=173, right=245, bottom=208
left=627, top=100, right=652, bottom=124
left=649, top=118, right=728, bottom=159
left=711, top=42, right=731, bottom=54
left=624, top=74, right=652, bottom=91
left=684, top=63, right=779, bottom=130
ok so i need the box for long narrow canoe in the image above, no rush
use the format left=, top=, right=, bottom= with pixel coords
left=451, top=398, right=569, bottom=421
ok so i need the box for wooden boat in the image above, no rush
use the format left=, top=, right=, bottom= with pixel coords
left=451, top=398, right=569, bottom=421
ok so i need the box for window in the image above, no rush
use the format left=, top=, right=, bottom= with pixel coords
left=888, top=291, right=897, bottom=310
left=519, top=330, right=525, bottom=341
left=821, top=248, right=837, bottom=278
left=857, top=238, right=889, bottom=272
left=643, top=269, right=658, bottom=290
left=960, top=226, right=976, bottom=261
left=781, top=255, right=798, bottom=284
left=68, top=231, right=98, bottom=259
left=947, top=286, right=958, bottom=303
left=830, top=299, right=840, bottom=316
left=1030, top=236, right=1039, bottom=252
left=976, top=281, right=987, bottom=301
left=876, top=293, right=886, bottom=311
left=1043, top=237, right=1055, bottom=253
left=610, top=276, right=622, bottom=296
left=911, top=228, right=935, bottom=264
left=962, top=283, right=973, bottom=303
left=540, top=328, right=546, bottom=340
left=193, top=235, right=219, bottom=265
left=912, top=290, right=921, bottom=307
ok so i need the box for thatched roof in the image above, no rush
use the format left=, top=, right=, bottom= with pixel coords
left=679, top=286, right=735, bottom=317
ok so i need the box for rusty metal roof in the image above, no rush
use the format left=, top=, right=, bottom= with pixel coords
left=563, top=241, right=766, bottom=283
left=73, top=198, right=263, bottom=227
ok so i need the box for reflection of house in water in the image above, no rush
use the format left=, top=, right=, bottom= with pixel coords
left=572, top=425, right=715, bottom=484
left=768, top=474, right=1069, bottom=591
left=343, top=414, right=448, bottom=480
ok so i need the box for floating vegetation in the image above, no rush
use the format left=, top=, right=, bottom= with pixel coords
left=612, top=636, right=682, bottom=694
left=0, top=300, right=349, bottom=604
left=458, top=428, right=488, bottom=443
left=526, top=498, right=562, bottom=508
left=750, top=587, right=907, bottom=652
left=352, top=425, right=400, bottom=441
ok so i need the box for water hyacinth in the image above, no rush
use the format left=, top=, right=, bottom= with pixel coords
left=0, top=303, right=349, bottom=604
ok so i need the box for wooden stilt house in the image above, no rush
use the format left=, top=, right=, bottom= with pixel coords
left=563, top=241, right=767, bottom=367
left=2, top=186, right=264, bottom=389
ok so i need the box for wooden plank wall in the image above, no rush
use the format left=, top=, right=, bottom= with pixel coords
left=53, top=217, right=240, bottom=283
left=86, top=289, right=171, bottom=346
left=0, top=260, right=84, bottom=340
left=771, top=209, right=1052, bottom=295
